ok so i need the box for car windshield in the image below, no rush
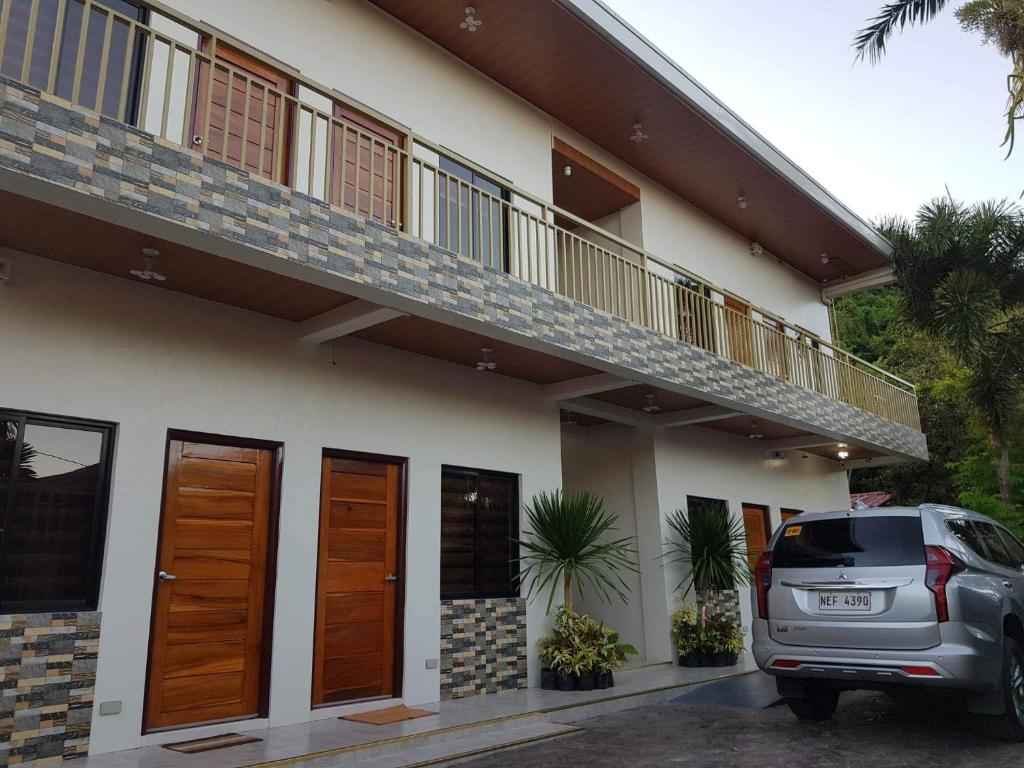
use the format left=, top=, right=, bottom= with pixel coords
left=772, top=515, right=925, bottom=568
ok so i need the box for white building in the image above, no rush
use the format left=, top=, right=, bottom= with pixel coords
left=0, top=0, right=926, bottom=762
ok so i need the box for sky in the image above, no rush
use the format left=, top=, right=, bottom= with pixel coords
left=601, top=0, right=1023, bottom=224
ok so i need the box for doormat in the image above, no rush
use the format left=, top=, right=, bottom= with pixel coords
left=162, top=733, right=263, bottom=754
left=342, top=704, right=439, bottom=725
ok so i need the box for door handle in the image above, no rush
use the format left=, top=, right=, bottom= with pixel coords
left=158, top=571, right=178, bottom=582
left=1003, top=580, right=1014, bottom=589
left=384, top=574, right=398, bottom=583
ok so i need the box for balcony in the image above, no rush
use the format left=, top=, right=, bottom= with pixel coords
left=0, top=0, right=920, bottom=435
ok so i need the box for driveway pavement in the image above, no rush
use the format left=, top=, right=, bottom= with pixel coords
left=458, top=673, right=1024, bottom=767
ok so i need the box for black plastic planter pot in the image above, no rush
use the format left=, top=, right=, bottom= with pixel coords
left=556, top=672, right=577, bottom=691
left=679, top=653, right=700, bottom=667
left=541, top=668, right=557, bottom=690
left=698, top=652, right=716, bottom=667
left=577, top=673, right=596, bottom=691
left=712, top=652, right=739, bottom=667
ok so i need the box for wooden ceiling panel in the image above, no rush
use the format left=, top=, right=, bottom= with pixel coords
left=351, top=314, right=599, bottom=384
left=368, top=0, right=888, bottom=281
left=0, top=190, right=353, bottom=322
left=700, top=415, right=811, bottom=441
left=588, top=384, right=704, bottom=413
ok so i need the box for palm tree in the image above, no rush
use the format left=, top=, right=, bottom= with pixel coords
left=662, top=500, right=751, bottom=625
left=887, top=199, right=1024, bottom=505
left=514, top=489, right=638, bottom=613
left=855, top=1, right=1024, bottom=153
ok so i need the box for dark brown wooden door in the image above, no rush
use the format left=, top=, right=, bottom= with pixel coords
left=145, top=439, right=274, bottom=731
left=742, top=504, right=771, bottom=571
left=312, top=456, right=400, bottom=705
left=192, top=43, right=292, bottom=182
left=781, top=508, right=802, bottom=523
left=330, top=106, right=401, bottom=227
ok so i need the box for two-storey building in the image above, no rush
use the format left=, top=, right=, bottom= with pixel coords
left=0, top=0, right=926, bottom=762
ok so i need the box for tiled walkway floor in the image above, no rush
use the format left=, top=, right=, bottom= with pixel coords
left=79, top=659, right=758, bottom=768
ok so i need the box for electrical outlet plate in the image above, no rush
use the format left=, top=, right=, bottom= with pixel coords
left=425, top=658, right=439, bottom=670
left=98, top=701, right=122, bottom=716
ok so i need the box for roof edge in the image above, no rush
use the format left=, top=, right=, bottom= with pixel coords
left=557, top=0, right=894, bottom=263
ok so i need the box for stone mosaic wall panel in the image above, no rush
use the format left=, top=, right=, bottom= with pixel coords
left=698, top=589, right=741, bottom=626
left=440, top=599, right=527, bottom=700
left=0, top=612, right=100, bottom=766
left=0, top=77, right=927, bottom=460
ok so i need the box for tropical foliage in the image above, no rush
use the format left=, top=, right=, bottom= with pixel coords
left=836, top=199, right=1024, bottom=533
left=855, top=0, right=1024, bottom=153
left=662, top=499, right=750, bottom=622
left=671, top=605, right=744, bottom=659
left=514, top=489, right=638, bottom=612
left=538, top=606, right=637, bottom=676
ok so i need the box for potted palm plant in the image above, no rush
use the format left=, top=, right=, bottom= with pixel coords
left=518, top=490, right=640, bottom=689
left=662, top=500, right=750, bottom=666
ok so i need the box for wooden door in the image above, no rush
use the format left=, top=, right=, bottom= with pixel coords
left=312, top=456, right=401, bottom=705
left=760, top=316, right=789, bottom=378
left=741, top=504, right=771, bottom=570
left=724, top=296, right=754, bottom=367
left=145, top=439, right=276, bottom=731
left=781, top=508, right=802, bottom=523
left=192, top=42, right=292, bottom=182
left=330, top=106, right=402, bottom=227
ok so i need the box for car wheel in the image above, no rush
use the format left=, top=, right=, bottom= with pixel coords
left=785, top=684, right=839, bottom=722
left=983, top=636, right=1024, bottom=741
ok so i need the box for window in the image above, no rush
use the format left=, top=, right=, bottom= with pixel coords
left=973, top=522, right=1017, bottom=570
left=0, top=409, right=115, bottom=611
left=946, top=519, right=987, bottom=559
left=773, top=516, right=925, bottom=569
left=997, top=527, right=1024, bottom=570
left=437, top=157, right=511, bottom=271
left=0, top=0, right=148, bottom=121
left=440, top=466, right=518, bottom=599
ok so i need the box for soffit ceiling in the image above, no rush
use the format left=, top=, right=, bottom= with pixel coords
left=367, top=0, right=890, bottom=282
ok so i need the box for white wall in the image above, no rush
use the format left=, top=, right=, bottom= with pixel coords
left=0, top=251, right=563, bottom=755
left=652, top=427, right=851, bottom=643
left=558, top=420, right=850, bottom=665
left=157, top=0, right=833, bottom=338
left=560, top=426, right=646, bottom=658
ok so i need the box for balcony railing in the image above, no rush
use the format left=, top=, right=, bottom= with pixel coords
left=0, top=0, right=920, bottom=430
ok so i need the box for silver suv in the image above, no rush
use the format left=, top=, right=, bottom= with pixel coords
left=751, top=504, right=1024, bottom=739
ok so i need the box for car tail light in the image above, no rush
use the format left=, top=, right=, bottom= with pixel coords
left=754, top=551, right=772, bottom=619
left=924, top=545, right=965, bottom=623
left=772, top=659, right=801, bottom=669
left=900, top=665, right=940, bottom=677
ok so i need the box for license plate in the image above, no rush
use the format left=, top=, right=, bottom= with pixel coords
left=818, top=591, right=871, bottom=612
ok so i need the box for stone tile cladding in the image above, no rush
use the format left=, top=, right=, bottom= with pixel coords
left=440, top=599, right=527, bottom=700
left=698, top=589, right=741, bottom=626
left=0, top=612, right=100, bottom=766
left=0, top=77, right=927, bottom=460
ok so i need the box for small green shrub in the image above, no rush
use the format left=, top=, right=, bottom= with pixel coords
left=538, top=606, right=638, bottom=676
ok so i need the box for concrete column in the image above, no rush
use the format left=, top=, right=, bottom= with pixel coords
left=630, top=428, right=673, bottom=662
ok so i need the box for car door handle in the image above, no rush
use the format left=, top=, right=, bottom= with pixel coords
left=1003, top=580, right=1014, bottom=589
left=158, top=571, right=177, bottom=582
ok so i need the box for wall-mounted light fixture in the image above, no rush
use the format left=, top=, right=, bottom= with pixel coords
left=563, top=164, right=572, bottom=177
left=749, top=241, right=764, bottom=258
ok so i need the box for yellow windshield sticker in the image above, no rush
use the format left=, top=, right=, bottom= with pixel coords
left=784, top=525, right=802, bottom=537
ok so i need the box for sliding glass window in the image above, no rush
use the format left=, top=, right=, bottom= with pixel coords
left=436, top=156, right=511, bottom=272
